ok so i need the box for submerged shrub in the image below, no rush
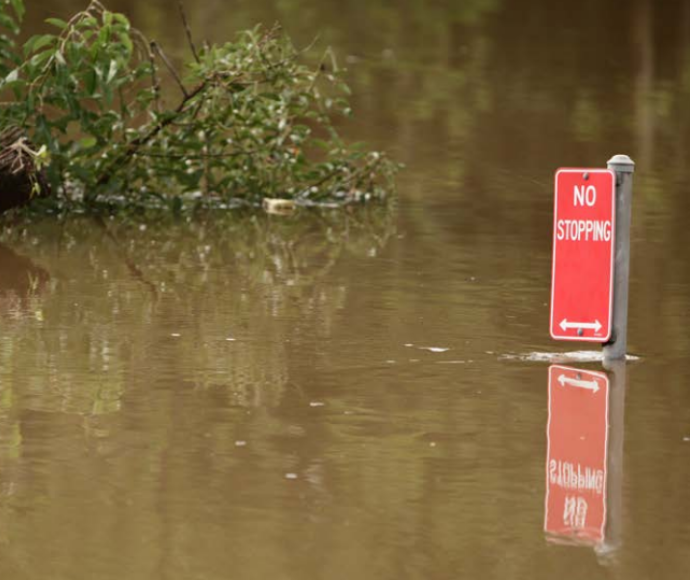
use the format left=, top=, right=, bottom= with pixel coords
left=0, top=0, right=398, bottom=212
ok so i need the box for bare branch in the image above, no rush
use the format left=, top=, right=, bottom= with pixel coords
left=151, top=41, right=188, bottom=98
left=177, top=1, right=200, bottom=64
left=134, top=151, right=245, bottom=160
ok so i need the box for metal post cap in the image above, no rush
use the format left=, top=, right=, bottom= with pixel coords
left=607, top=154, right=635, bottom=173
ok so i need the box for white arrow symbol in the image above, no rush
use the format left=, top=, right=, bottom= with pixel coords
left=559, top=319, right=602, bottom=333
left=557, top=374, right=600, bottom=393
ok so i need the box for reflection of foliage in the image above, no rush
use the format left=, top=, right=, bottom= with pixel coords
left=0, top=206, right=395, bottom=523
left=0, top=242, right=48, bottom=324
left=0, top=206, right=395, bottom=416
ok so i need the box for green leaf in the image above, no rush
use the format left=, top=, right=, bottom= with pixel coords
left=3, top=68, right=19, bottom=84
left=311, top=138, right=331, bottom=150
left=112, top=13, right=130, bottom=30
left=84, top=67, right=97, bottom=95
left=45, top=17, right=69, bottom=30
left=79, top=15, right=98, bottom=29
left=97, top=25, right=111, bottom=47
left=30, top=50, right=52, bottom=67
left=10, top=0, right=25, bottom=22
left=120, top=32, right=133, bottom=55
left=78, top=136, right=97, bottom=149
left=106, top=59, right=118, bottom=84
left=24, top=34, right=57, bottom=56
left=103, top=82, right=114, bottom=105
left=0, top=13, right=20, bottom=35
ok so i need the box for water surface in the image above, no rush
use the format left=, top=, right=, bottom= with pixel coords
left=2, top=1, right=690, bottom=578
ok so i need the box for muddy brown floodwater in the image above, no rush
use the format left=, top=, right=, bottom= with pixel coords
left=2, top=1, right=690, bottom=579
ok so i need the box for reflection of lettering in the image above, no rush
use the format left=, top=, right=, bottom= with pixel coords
left=549, top=460, right=604, bottom=494
left=563, top=496, right=588, bottom=529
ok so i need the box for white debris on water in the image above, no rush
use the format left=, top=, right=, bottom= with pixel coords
left=501, top=351, right=640, bottom=363
left=170, top=333, right=181, bottom=338
left=403, top=343, right=450, bottom=353
left=285, top=473, right=298, bottom=480
left=225, top=337, right=236, bottom=342
left=309, top=401, right=325, bottom=407
left=235, top=440, right=247, bottom=447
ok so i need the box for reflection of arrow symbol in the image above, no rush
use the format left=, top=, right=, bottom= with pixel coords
left=559, top=319, right=602, bottom=332
left=558, top=374, right=600, bottom=393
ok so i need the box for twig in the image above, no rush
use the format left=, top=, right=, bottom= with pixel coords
left=130, top=29, right=162, bottom=113
left=135, top=150, right=245, bottom=160
left=151, top=41, right=188, bottom=98
left=177, top=0, right=200, bottom=64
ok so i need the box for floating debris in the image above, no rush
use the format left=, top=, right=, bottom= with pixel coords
left=309, top=401, right=325, bottom=407
left=285, top=473, right=298, bottom=480
left=235, top=440, right=247, bottom=447
left=263, top=198, right=296, bottom=215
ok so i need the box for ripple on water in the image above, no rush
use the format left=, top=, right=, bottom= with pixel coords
left=500, top=351, right=640, bottom=363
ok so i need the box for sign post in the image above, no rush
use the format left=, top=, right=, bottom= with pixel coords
left=603, top=155, right=635, bottom=362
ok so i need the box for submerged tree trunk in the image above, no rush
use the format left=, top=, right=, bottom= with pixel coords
left=0, top=127, right=50, bottom=215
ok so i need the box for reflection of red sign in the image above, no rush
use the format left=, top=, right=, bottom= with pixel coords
left=550, top=168, right=615, bottom=342
left=545, top=365, right=609, bottom=545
